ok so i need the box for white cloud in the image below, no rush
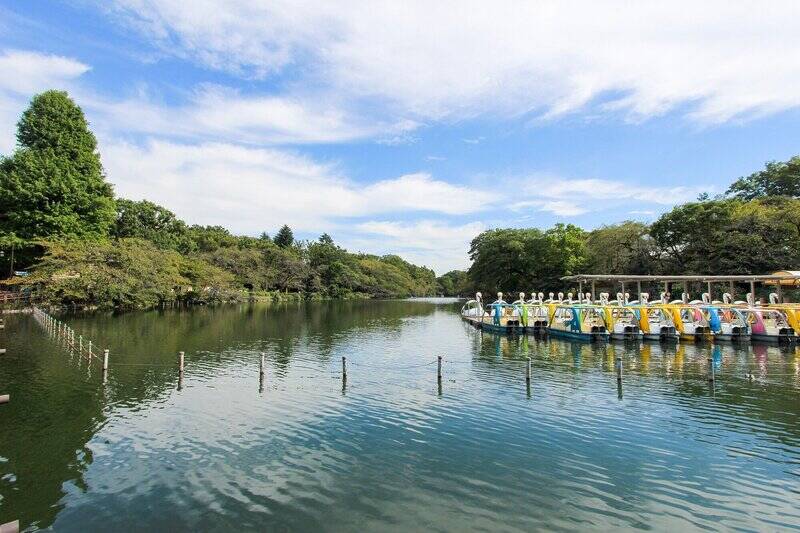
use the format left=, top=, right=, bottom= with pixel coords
left=84, top=84, right=399, bottom=145
left=511, top=200, right=590, bottom=217
left=102, top=139, right=493, bottom=235
left=351, top=220, right=485, bottom=273
left=521, top=176, right=705, bottom=207
left=0, top=50, right=90, bottom=153
left=106, top=0, right=800, bottom=123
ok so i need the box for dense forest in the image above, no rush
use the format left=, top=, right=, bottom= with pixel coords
left=453, top=156, right=800, bottom=296
left=0, top=91, right=437, bottom=308
left=2, top=90, right=799, bottom=308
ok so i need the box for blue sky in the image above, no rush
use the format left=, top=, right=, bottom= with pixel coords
left=2, top=1, right=800, bottom=273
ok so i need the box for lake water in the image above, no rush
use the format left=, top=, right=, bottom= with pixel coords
left=1, top=299, right=799, bottom=531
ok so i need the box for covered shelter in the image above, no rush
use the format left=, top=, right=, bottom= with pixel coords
left=560, top=272, right=800, bottom=303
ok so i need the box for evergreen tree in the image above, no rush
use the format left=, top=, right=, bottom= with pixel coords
left=0, top=90, right=115, bottom=240
left=274, top=225, right=294, bottom=248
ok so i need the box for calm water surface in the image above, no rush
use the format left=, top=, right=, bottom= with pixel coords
left=1, top=299, right=799, bottom=531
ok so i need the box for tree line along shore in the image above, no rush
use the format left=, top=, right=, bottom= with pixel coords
left=2, top=91, right=799, bottom=309
left=0, top=91, right=437, bottom=308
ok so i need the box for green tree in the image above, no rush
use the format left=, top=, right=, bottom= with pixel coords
left=649, top=198, right=800, bottom=275
left=726, top=156, right=800, bottom=199
left=112, top=199, right=193, bottom=252
left=187, top=225, right=238, bottom=252
left=274, top=225, right=294, bottom=248
left=585, top=221, right=658, bottom=274
left=436, top=270, right=469, bottom=296
left=0, top=91, right=115, bottom=240
left=16, top=238, right=237, bottom=308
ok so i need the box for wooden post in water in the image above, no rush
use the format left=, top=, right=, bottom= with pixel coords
left=87, top=340, right=92, bottom=359
left=526, top=357, right=531, bottom=383
left=0, top=519, right=19, bottom=533
left=79, top=335, right=82, bottom=351
left=260, top=353, right=265, bottom=376
left=178, top=351, right=185, bottom=374
left=342, top=356, right=347, bottom=380
left=615, top=356, right=623, bottom=382
left=103, top=349, right=109, bottom=371
left=437, top=356, right=443, bottom=381
left=707, top=357, right=715, bottom=383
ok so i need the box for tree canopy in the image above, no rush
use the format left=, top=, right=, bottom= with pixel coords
left=726, top=156, right=800, bottom=200
left=0, top=90, right=115, bottom=240
left=274, top=225, right=294, bottom=248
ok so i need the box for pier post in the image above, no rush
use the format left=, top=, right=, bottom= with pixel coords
left=0, top=519, right=19, bottom=533
left=526, top=357, right=531, bottom=383
left=437, top=356, right=443, bottom=381
left=79, top=335, right=82, bottom=351
left=707, top=357, right=715, bottom=383
left=615, top=356, right=623, bottom=382
left=87, top=340, right=92, bottom=358
left=342, top=356, right=347, bottom=380
left=178, top=351, right=185, bottom=374
left=103, top=349, right=109, bottom=371
left=0, top=394, right=8, bottom=404
left=260, top=353, right=265, bottom=376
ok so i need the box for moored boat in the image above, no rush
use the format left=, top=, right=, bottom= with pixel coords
left=522, top=291, right=549, bottom=332
left=461, top=292, right=525, bottom=334
left=703, top=305, right=750, bottom=342
left=625, top=293, right=679, bottom=342
left=658, top=294, right=712, bottom=342
left=602, top=306, right=641, bottom=341
left=742, top=307, right=797, bottom=343
left=546, top=304, right=609, bottom=342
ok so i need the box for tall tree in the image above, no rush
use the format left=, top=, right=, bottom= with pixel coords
left=274, top=225, right=294, bottom=248
left=112, top=199, right=193, bottom=252
left=726, top=156, right=800, bottom=199
left=0, top=90, right=115, bottom=240
left=585, top=221, right=658, bottom=274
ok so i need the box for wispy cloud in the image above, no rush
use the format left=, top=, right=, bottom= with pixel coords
left=0, top=50, right=90, bottom=152
left=106, top=1, right=800, bottom=124
left=351, top=220, right=485, bottom=272
left=521, top=176, right=706, bottom=206
left=102, top=140, right=495, bottom=235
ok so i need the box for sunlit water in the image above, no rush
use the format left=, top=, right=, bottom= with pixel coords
left=1, top=299, right=799, bottom=531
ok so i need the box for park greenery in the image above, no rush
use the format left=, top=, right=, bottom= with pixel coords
left=1, top=91, right=799, bottom=307
left=0, top=91, right=437, bottom=308
left=461, top=160, right=800, bottom=296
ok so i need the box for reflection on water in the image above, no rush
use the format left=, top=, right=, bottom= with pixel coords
left=1, top=299, right=799, bottom=531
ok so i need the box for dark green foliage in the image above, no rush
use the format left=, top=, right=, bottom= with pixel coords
left=585, top=221, right=658, bottom=274
left=726, top=156, right=800, bottom=200
left=436, top=270, right=469, bottom=296
left=274, top=225, right=294, bottom=248
left=0, top=91, right=115, bottom=240
left=650, top=197, right=800, bottom=275
left=112, top=199, right=194, bottom=252
left=187, top=225, right=239, bottom=252
left=467, top=224, right=588, bottom=294
left=18, top=239, right=237, bottom=308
